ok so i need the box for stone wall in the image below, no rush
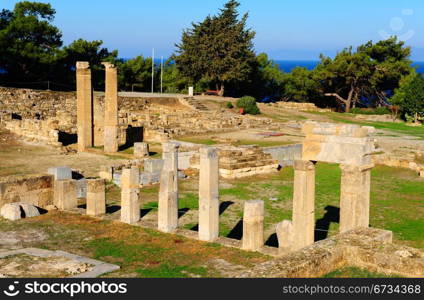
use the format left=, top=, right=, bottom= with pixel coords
left=274, top=101, right=332, bottom=112
left=0, top=174, right=54, bottom=208
left=3, top=118, right=61, bottom=146
left=0, top=87, right=278, bottom=146
left=190, top=145, right=279, bottom=179
left=263, top=144, right=302, bottom=167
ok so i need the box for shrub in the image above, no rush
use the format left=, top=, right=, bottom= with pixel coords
left=236, top=96, right=261, bottom=115
left=226, top=101, right=234, bottom=109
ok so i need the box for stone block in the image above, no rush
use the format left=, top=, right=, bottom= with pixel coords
left=144, top=159, right=164, bottom=173
left=54, top=179, right=77, bottom=210
left=86, top=179, right=105, bottom=216
left=120, top=188, right=140, bottom=224
left=47, top=166, right=72, bottom=180
left=242, top=200, right=264, bottom=251
left=1, top=203, right=22, bottom=220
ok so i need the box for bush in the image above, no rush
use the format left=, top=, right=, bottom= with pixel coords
left=350, top=107, right=390, bottom=115
left=236, top=96, right=261, bottom=115
left=226, top=102, right=234, bottom=109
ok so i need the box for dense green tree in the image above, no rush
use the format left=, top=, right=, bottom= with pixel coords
left=314, top=37, right=413, bottom=112
left=116, top=55, right=153, bottom=91
left=59, top=39, right=118, bottom=88
left=313, top=49, right=374, bottom=112
left=174, top=0, right=256, bottom=96
left=0, top=1, right=62, bottom=82
left=281, top=67, right=317, bottom=102
left=161, top=61, right=189, bottom=93
left=251, top=53, right=284, bottom=98
left=391, top=71, right=424, bottom=122
left=358, top=37, right=412, bottom=105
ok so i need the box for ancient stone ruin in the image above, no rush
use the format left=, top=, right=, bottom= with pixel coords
left=277, top=122, right=376, bottom=251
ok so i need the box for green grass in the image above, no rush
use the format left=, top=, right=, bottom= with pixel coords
left=323, top=266, right=400, bottom=278
left=179, top=192, right=199, bottom=210
left=215, top=163, right=423, bottom=248
left=313, top=111, right=424, bottom=139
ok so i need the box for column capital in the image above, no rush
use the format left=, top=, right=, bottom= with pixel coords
left=102, top=62, right=116, bottom=69
left=76, top=61, right=90, bottom=69
left=199, top=146, right=218, bottom=159
left=162, top=142, right=180, bottom=153
left=294, top=160, right=316, bottom=171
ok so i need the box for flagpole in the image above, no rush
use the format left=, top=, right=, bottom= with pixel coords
left=160, top=56, right=163, bottom=93
left=151, top=48, right=155, bottom=93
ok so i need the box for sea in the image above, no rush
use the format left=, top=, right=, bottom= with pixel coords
left=274, top=60, right=424, bottom=74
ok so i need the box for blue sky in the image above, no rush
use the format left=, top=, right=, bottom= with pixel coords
left=2, top=0, right=424, bottom=60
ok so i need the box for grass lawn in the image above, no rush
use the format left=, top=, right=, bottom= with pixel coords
left=159, top=163, right=424, bottom=249
left=0, top=163, right=421, bottom=278
left=0, top=213, right=268, bottom=278
left=307, top=111, right=424, bottom=139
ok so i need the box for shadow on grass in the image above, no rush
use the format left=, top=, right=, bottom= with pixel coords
left=314, top=205, right=340, bottom=242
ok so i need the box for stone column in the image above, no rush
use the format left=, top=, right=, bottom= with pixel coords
left=162, top=142, right=179, bottom=195
left=54, top=179, right=77, bottom=210
left=134, top=142, right=149, bottom=158
left=292, top=160, right=316, bottom=250
left=86, top=179, right=106, bottom=216
left=198, top=147, right=219, bottom=242
left=120, top=167, right=140, bottom=224
left=242, top=200, right=264, bottom=251
left=339, top=164, right=373, bottom=232
left=76, top=61, right=93, bottom=152
left=102, top=62, right=119, bottom=153
left=158, top=170, right=178, bottom=233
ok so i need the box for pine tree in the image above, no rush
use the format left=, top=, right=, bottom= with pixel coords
left=174, top=0, right=255, bottom=96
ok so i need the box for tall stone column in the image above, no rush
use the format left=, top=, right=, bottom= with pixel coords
left=86, top=179, right=106, bottom=216
left=76, top=61, right=93, bottom=152
left=102, top=62, right=119, bottom=153
left=340, top=164, right=373, bottom=232
left=158, top=170, right=178, bottom=233
left=242, top=200, right=264, bottom=251
left=120, top=167, right=140, bottom=224
left=292, top=160, right=316, bottom=250
left=198, top=147, right=219, bottom=242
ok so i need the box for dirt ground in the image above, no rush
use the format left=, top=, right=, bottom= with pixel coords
left=0, top=127, right=128, bottom=177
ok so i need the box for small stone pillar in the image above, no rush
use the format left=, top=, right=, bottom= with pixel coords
left=242, top=200, right=264, bottom=251
left=198, top=147, right=219, bottom=242
left=276, top=220, right=293, bottom=251
left=162, top=142, right=179, bottom=194
left=339, top=164, right=373, bottom=233
left=134, top=142, right=149, bottom=158
left=158, top=170, right=178, bottom=233
left=86, top=179, right=106, bottom=216
left=102, top=62, right=119, bottom=153
left=292, top=160, right=316, bottom=250
left=188, top=86, right=194, bottom=97
left=120, top=167, right=140, bottom=224
left=54, top=179, right=77, bottom=210
left=76, top=61, right=93, bottom=152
